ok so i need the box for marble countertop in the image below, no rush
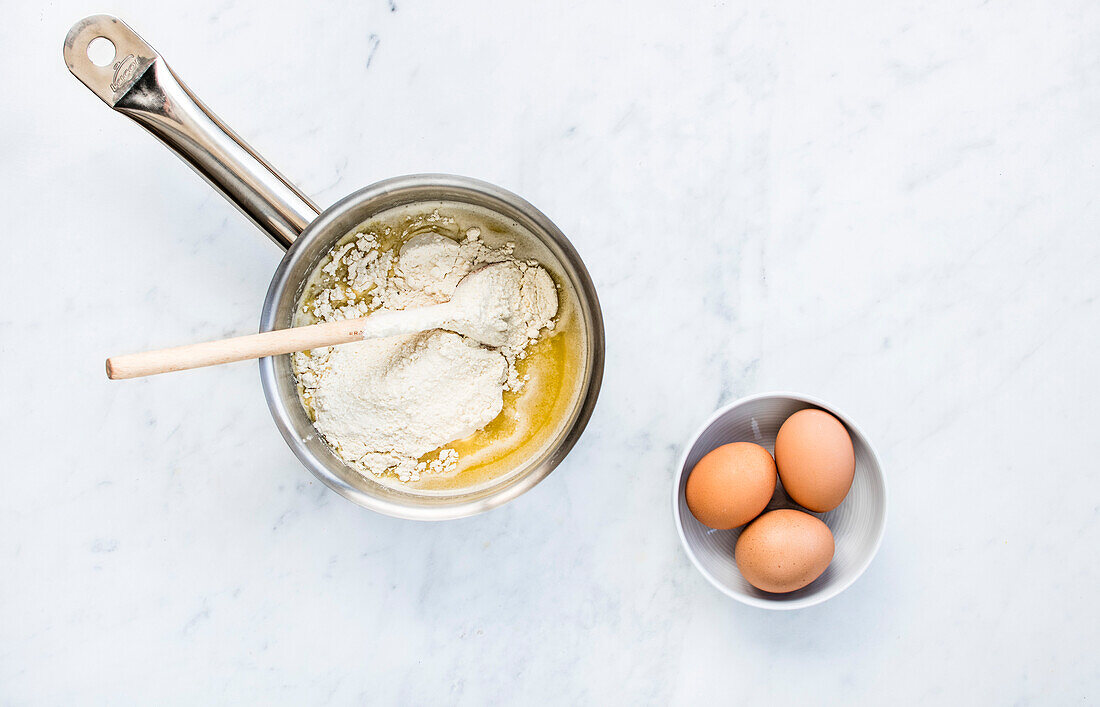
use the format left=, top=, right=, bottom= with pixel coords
left=3, top=0, right=1098, bottom=703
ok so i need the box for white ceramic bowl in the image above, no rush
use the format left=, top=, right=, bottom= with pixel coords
left=673, top=392, right=886, bottom=609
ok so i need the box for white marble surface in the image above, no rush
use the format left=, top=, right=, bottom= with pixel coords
left=2, top=0, right=1098, bottom=703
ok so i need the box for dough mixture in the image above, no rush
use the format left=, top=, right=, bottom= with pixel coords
left=294, top=225, right=558, bottom=482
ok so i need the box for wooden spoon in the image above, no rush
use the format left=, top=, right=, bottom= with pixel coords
left=106, top=263, right=521, bottom=380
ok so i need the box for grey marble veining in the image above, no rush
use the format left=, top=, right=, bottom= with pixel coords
left=1, top=0, right=1097, bottom=703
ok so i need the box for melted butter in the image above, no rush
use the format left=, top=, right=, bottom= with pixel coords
left=407, top=316, right=581, bottom=491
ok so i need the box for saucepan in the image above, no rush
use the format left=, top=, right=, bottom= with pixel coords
left=64, top=15, right=605, bottom=520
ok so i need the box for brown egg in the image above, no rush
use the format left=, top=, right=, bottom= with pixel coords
left=685, top=442, right=776, bottom=529
left=734, top=509, right=834, bottom=593
left=774, top=409, right=855, bottom=512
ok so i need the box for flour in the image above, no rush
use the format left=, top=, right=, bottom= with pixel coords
left=293, top=224, right=558, bottom=482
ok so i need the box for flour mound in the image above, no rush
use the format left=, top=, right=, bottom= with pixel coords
left=300, top=331, right=506, bottom=482
left=294, top=224, right=559, bottom=482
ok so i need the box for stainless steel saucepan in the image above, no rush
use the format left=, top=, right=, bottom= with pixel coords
left=65, top=15, right=605, bottom=520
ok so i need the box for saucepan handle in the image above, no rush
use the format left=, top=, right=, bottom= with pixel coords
left=63, top=15, right=320, bottom=251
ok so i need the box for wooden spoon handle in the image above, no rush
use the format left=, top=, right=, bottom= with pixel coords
left=105, top=318, right=370, bottom=380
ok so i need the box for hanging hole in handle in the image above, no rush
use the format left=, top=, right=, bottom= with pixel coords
left=87, top=36, right=115, bottom=67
